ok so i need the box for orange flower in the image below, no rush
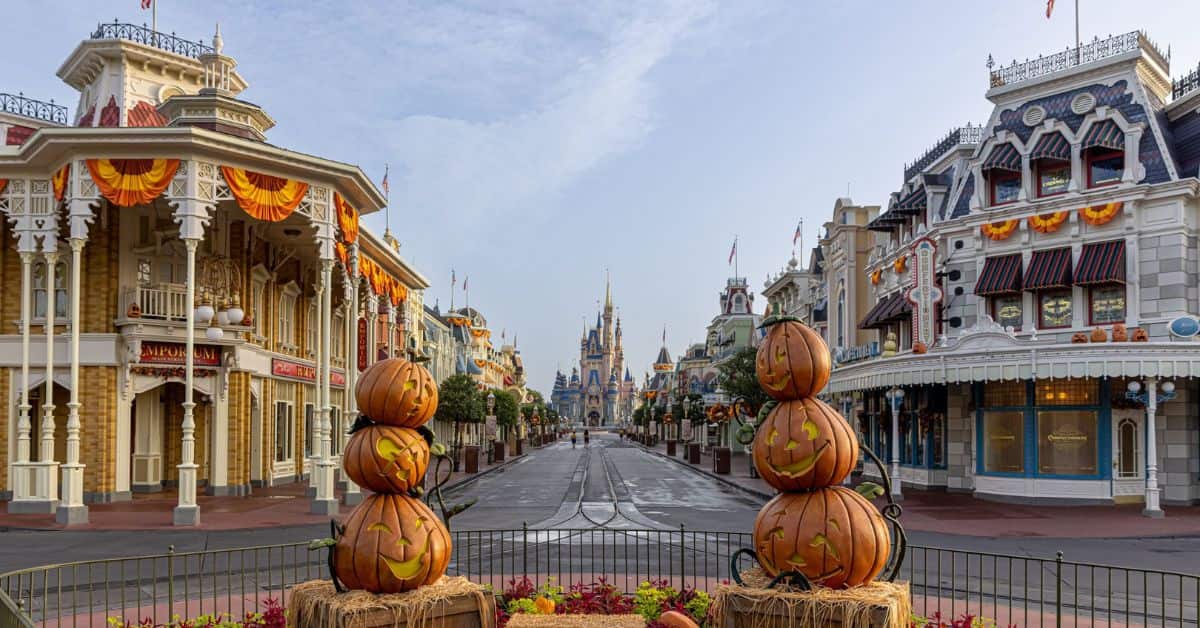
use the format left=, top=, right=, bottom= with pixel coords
left=1079, top=202, right=1122, bottom=226
left=981, top=219, right=1019, bottom=241
left=1027, top=211, right=1068, bottom=234
left=533, top=596, right=555, bottom=614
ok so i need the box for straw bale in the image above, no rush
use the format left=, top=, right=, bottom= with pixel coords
left=710, top=568, right=910, bottom=628
left=287, top=577, right=495, bottom=628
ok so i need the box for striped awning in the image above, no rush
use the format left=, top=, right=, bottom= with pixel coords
left=1081, top=120, right=1125, bottom=151
left=1024, top=247, right=1073, bottom=290
left=1030, top=133, right=1070, bottom=161
left=975, top=254, right=1023, bottom=296
left=1075, top=240, right=1126, bottom=285
left=895, top=186, right=926, bottom=214
left=982, top=143, right=1021, bottom=172
left=867, top=211, right=904, bottom=232
left=858, top=294, right=897, bottom=329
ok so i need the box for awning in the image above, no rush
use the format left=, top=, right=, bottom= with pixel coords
left=895, top=186, right=926, bottom=214
left=866, top=211, right=905, bottom=232
left=1081, top=119, right=1124, bottom=151
left=858, top=294, right=896, bottom=329
left=1030, top=133, right=1070, bottom=161
left=982, top=143, right=1021, bottom=172
left=1024, top=247, right=1073, bottom=290
left=1075, top=240, right=1126, bottom=285
left=975, top=254, right=1023, bottom=296
left=811, top=298, right=828, bottom=323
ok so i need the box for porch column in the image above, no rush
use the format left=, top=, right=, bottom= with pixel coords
left=311, top=259, right=337, bottom=515
left=172, top=195, right=212, bottom=527
left=56, top=237, right=88, bottom=524
left=7, top=248, right=41, bottom=514
left=37, top=248, right=61, bottom=507
left=343, top=246, right=362, bottom=505
left=888, top=387, right=904, bottom=500
left=366, top=295, right=379, bottom=366
left=1143, top=377, right=1163, bottom=518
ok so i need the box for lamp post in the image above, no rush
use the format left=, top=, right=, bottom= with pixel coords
left=1126, top=378, right=1175, bottom=518
left=886, top=387, right=905, bottom=500
left=486, top=391, right=496, bottom=465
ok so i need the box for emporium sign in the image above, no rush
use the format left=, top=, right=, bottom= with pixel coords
left=271, top=358, right=347, bottom=387
left=906, top=237, right=942, bottom=347
left=139, top=342, right=221, bottom=367
left=357, top=318, right=368, bottom=370
left=834, top=342, right=879, bottom=365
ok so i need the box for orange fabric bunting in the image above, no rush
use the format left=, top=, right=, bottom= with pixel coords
left=1079, top=202, right=1121, bottom=226
left=335, top=241, right=348, bottom=268
left=893, top=255, right=907, bottom=274
left=334, top=192, right=359, bottom=244
left=981, top=219, right=1019, bottom=241
left=51, top=163, right=70, bottom=202
left=220, top=166, right=309, bottom=222
left=870, top=269, right=881, bottom=285
left=1027, top=211, right=1068, bottom=234
left=0, top=179, right=8, bottom=196
left=86, top=159, right=180, bottom=207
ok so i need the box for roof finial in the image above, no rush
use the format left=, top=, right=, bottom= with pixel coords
left=604, top=269, right=612, bottom=309
left=213, top=23, right=223, bottom=54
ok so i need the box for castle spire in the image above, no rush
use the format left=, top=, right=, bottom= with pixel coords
left=604, top=271, right=612, bottom=310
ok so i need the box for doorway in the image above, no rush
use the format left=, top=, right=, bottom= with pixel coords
left=1111, top=409, right=1144, bottom=503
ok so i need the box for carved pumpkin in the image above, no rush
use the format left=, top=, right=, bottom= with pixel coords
left=755, top=319, right=831, bottom=401
left=753, top=487, right=890, bottom=589
left=1131, top=328, right=1149, bottom=342
left=753, top=398, right=858, bottom=492
left=1071, top=332, right=1089, bottom=344
left=355, top=357, right=439, bottom=427
left=333, top=494, right=452, bottom=593
left=1090, top=327, right=1108, bottom=343
left=343, top=424, right=430, bottom=494
left=912, top=341, right=927, bottom=355
left=1111, top=323, right=1128, bottom=342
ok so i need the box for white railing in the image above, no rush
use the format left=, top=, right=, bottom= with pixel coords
left=988, top=31, right=1168, bottom=89
left=125, top=284, right=190, bottom=321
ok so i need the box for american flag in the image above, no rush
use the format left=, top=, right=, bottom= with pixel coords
left=381, top=164, right=390, bottom=196
left=463, top=276, right=468, bottom=292
left=142, top=0, right=152, bottom=9
left=451, top=269, right=456, bottom=288
left=728, top=237, right=737, bottom=265
left=793, top=220, right=803, bottom=245
left=1045, top=0, right=1054, bottom=18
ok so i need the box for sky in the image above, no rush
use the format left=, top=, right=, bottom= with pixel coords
left=7, top=1, right=1200, bottom=393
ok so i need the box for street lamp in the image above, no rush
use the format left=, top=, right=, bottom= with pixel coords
left=486, top=391, right=497, bottom=464
left=886, top=387, right=905, bottom=500
left=1126, top=378, right=1175, bottom=518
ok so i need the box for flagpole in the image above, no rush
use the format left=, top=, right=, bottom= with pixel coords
left=152, top=0, right=157, bottom=35
left=384, top=164, right=390, bottom=236
left=734, top=235, right=739, bottom=281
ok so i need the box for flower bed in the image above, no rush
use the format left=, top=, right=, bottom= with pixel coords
left=495, top=577, right=709, bottom=627
left=107, top=598, right=285, bottom=628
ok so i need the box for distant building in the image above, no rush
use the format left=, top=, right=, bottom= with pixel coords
left=550, top=280, right=634, bottom=426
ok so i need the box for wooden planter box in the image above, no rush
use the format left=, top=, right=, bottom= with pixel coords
left=505, top=614, right=645, bottom=627
left=712, top=580, right=910, bottom=628
left=288, top=578, right=496, bottom=628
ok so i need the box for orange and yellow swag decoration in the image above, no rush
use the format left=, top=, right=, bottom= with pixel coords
left=334, top=192, right=359, bottom=244
left=51, top=163, right=71, bottom=202
left=0, top=179, right=8, bottom=196
left=981, top=219, right=1019, bottom=241
left=1079, top=202, right=1121, bottom=226
left=893, top=255, right=907, bottom=274
left=870, top=269, right=882, bottom=285
left=86, top=159, right=180, bottom=207
left=220, top=166, right=309, bottom=222
left=1027, top=211, right=1068, bottom=234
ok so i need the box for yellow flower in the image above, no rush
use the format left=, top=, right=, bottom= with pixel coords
left=534, top=596, right=556, bottom=615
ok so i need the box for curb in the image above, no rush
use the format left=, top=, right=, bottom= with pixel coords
left=636, top=442, right=773, bottom=502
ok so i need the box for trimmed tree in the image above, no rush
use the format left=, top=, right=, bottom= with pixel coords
left=716, top=346, right=770, bottom=414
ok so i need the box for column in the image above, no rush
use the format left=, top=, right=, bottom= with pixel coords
left=1143, top=377, right=1163, bottom=517
left=366, top=295, right=379, bottom=366
left=311, top=259, right=337, bottom=515
left=36, top=249, right=61, bottom=507
left=8, top=249, right=44, bottom=514
left=343, top=249, right=363, bottom=505
left=174, top=238, right=201, bottom=526
left=889, top=389, right=903, bottom=500
left=56, top=237, right=88, bottom=524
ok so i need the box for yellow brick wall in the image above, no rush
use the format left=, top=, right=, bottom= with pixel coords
left=82, top=204, right=119, bottom=334
left=227, top=371, right=251, bottom=488
left=80, top=367, right=118, bottom=494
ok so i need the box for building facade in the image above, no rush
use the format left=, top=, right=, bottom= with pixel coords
left=0, top=23, right=431, bottom=525
left=550, top=281, right=634, bottom=426
left=832, top=32, right=1200, bottom=510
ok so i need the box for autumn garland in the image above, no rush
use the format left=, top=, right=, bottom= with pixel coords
left=1079, top=202, right=1122, bottom=226
left=1027, top=211, right=1068, bottom=234
left=980, top=219, right=1019, bottom=241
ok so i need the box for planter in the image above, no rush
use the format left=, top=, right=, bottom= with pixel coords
left=287, top=577, right=496, bottom=628
left=464, top=445, right=480, bottom=474
left=515, top=438, right=524, bottom=456
left=506, top=614, right=645, bottom=627
left=494, top=440, right=506, bottom=462
left=711, top=578, right=910, bottom=628
left=712, top=446, right=731, bottom=475
left=686, top=443, right=701, bottom=464
left=666, top=440, right=677, bottom=457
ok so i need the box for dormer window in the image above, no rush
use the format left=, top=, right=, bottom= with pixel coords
left=1031, top=132, right=1070, bottom=198
left=982, top=143, right=1021, bottom=207
left=1081, top=119, right=1124, bottom=188
left=990, top=172, right=1021, bottom=206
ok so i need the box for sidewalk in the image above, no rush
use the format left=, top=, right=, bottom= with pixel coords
left=634, top=438, right=1200, bottom=539
left=0, top=443, right=533, bottom=531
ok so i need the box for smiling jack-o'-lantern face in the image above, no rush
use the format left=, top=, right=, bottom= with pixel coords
left=356, top=358, right=439, bottom=428
left=333, top=494, right=452, bottom=593
left=343, top=425, right=430, bottom=494
left=753, top=488, right=889, bottom=589
left=755, top=319, right=831, bottom=401
left=752, top=398, right=858, bottom=492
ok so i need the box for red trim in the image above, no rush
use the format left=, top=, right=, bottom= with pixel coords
left=1087, top=284, right=1126, bottom=326
left=1037, top=290, right=1073, bottom=329
left=1085, top=149, right=1123, bottom=188
left=989, top=171, right=1021, bottom=206
left=990, top=295, right=1023, bottom=331
left=1035, top=160, right=1070, bottom=198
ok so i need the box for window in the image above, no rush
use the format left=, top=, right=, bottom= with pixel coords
left=333, top=313, right=346, bottom=359
left=1035, top=378, right=1098, bottom=406
left=983, top=411, right=1024, bottom=473
left=1038, top=291, right=1072, bottom=329
left=992, top=294, right=1023, bottom=331
left=1087, top=150, right=1123, bottom=187
left=984, top=380, right=1026, bottom=407
left=330, top=406, right=343, bottom=455
left=252, top=281, right=266, bottom=338
left=1036, top=161, right=1070, bottom=197
left=990, top=171, right=1021, bottom=206
left=307, top=301, right=318, bottom=355
left=304, top=402, right=315, bottom=458
left=137, top=258, right=153, bottom=285
left=273, top=400, right=294, bottom=463
left=279, top=286, right=298, bottom=350
left=1116, top=417, right=1139, bottom=479
left=1089, top=285, right=1125, bottom=325
left=33, top=260, right=69, bottom=319
left=1037, top=410, right=1098, bottom=475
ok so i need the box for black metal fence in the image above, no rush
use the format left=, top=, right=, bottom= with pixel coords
left=1, top=527, right=1196, bottom=627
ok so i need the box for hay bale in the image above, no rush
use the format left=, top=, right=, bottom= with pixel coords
left=710, top=568, right=910, bottom=628
left=287, top=577, right=496, bottom=628
left=505, top=614, right=646, bottom=627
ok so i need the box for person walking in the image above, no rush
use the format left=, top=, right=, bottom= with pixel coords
left=583, top=429, right=590, bottom=446
left=570, top=431, right=577, bottom=448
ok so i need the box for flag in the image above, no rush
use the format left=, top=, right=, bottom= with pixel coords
left=451, top=269, right=456, bottom=288
left=463, top=276, right=468, bottom=292
left=1045, top=0, right=1054, bottom=18
left=142, top=0, right=153, bottom=8
left=728, top=238, right=737, bottom=265
left=381, top=165, right=390, bottom=196
left=792, top=220, right=802, bottom=245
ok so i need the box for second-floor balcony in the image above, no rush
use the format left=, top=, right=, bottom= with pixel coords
left=119, top=284, right=250, bottom=343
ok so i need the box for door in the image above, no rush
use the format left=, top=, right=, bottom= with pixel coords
left=131, top=389, right=165, bottom=491
left=1111, top=409, right=1144, bottom=503
left=250, top=394, right=262, bottom=485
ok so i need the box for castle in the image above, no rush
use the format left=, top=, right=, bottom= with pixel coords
left=550, top=281, right=635, bottom=426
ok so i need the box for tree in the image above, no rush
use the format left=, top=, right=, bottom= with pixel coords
left=716, top=346, right=769, bottom=414
left=435, top=374, right=483, bottom=424
left=491, top=389, right=520, bottom=427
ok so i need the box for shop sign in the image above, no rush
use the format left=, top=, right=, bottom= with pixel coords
left=139, top=341, right=221, bottom=367
left=485, top=416, right=497, bottom=440
left=906, top=237, right=942, bottom=347
left=682, top=420, right=693, bottom=441
left=357, top=318, right=368, bottom=370
left=834, top=342, right=879, bottom=365
left=272, top=358, right=345, bottom=387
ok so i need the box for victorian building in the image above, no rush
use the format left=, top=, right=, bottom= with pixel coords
left=832, top=32, right=1200, bottom=511
left=0, top=22, right=431, bottom=525
left=550, top=281, right=634, bottom=426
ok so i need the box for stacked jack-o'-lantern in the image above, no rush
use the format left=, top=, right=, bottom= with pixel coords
left=332, top=357, right=451, bottom=593
left=751, top=316, right=890, bottom=589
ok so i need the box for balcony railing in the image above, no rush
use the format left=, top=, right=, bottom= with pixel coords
left=90, top=21, right=213, bottom=60
left=0, top=93, right=68, bottom=125
left=903, top=125, right=984, bottom=182
left=1173, top=63, right=1200, bottom=100
left=988, top=31, right=1169, bottom=90
left=124, top=284, right=190, bottom=322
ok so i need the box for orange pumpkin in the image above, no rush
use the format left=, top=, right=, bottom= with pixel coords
left=753, top=487, right=890, bottom=589
left=355, top=357, right=439, bottom=427
left=343, top=425, right=430, bottom=494
left=1111, top=323, right=1128, bottom=342
left=912, top=341, right=927, bottom=355
left=1131, top=328, right=1149, bottom=342
left=753, top=398, right=858, bottom=492
left=755, top=319, right=831, bottom=401
left=1071, top=332, right=1089, bottom=344
left=333, top=494, right=452, bottom=593
left=1090, top=327, right=1108, bottom=343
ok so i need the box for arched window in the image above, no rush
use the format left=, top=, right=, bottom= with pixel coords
left=1116, top=417, right=1139, bottom=479
left=33, top=259, right=69, bottom=320
left=837, top=280, right=846, bottom=348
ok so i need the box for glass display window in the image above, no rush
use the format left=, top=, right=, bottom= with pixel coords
left=1037, top=410, right=1098, bottom=475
